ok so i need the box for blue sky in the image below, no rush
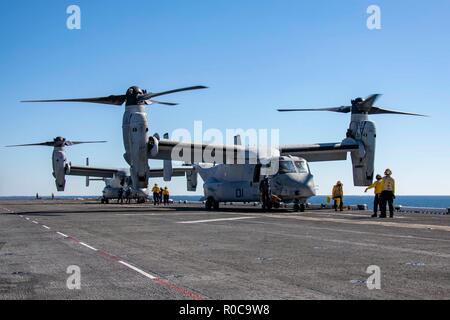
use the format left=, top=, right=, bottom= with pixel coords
left=0, top=0, right=449, bottom=196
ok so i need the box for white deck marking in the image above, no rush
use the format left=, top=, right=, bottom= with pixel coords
left=310, top=211, right=404, bottom=219
left=117, top=213, right=172, bottom=216
left=32, top=221, right=39, bottom=224
left=25, top=217, right=30, bottom=221
left=79, top=242, right=98, bottom=251
left=178, top=216, right=257, bottom=224
left=269, top=230, right=450, bottom=259
left=42, top=225, right=50, bottom=230
left=56, top=232, right=68, bottom=238
left=118, top=261, right=157, bottom=280
left=267, top=214, right=450, bottom=232
left=245, top=220, right=450, bottom=243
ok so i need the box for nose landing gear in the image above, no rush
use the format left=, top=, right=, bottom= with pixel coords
left=294, top=200, right=306, bottom=212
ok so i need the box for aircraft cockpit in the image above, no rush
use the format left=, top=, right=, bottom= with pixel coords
left=278, top=157, right=310, bottom=175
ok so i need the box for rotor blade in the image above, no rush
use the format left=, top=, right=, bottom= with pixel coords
left=140, top=86, right=208, bottom=101
left=66, top=141, right=108, bottom=146
left=5, top=142, right=55, bottom=147
left=369, top=107, right=428, bottom=117
left=277, top=106, right=352, bottom=113
left=21, top=95, right=126, bottom=106
left=364, top=94, right=382, bottom=107
left=144, top=100, right=179, bottom=106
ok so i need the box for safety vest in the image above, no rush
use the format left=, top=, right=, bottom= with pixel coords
left=152, top=186, right=160, bottom=193
left=368, top=180, right=383, bottom=194
left=381, top=176, right=395, bottom=193
left=163, top=189, right=170, bottom=196
left=332, top=185, right=343, bottom=197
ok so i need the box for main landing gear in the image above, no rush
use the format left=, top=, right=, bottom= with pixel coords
left=205, top=197, right=220, bottom=211
left=101, top=197, right=109, bottom=204
left=293, top=200, right=306, bottom=212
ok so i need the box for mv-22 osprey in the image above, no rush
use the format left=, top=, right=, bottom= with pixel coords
left=157, top=94, right=424, bottom=211
left=19, top=90, right=424, bottom=211
left=18, top=86, right=206, bottom=202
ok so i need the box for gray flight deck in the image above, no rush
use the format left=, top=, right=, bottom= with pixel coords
left=1, top=200, right=450, bottom=300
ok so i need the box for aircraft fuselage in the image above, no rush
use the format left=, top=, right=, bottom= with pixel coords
left=197, top=156, right=316, bottom=204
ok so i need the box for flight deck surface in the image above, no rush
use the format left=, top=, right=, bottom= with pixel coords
left=1, top=200, right=449, bottom=300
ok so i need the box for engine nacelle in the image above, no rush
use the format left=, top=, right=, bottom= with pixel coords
left=186, top=169, right=198, bottom=192
left=350, top=120, right=376, bottom=186
left=52, top=149, right=68, bottom=191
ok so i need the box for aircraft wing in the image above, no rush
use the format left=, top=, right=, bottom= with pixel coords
left=148, top=166, right=195, bottom=178
left=67, top=166, right=122, bottom=178
left=151, top=140, right=253, bottom=164
left=69, top=165, right=194, bottom=179
left=280, top=140, right=360, bottom=162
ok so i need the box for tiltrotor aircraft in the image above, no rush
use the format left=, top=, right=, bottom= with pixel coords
left=6, top=136, right=189, bottom=203
left=169, top=94, right=425, bottom=211
left=20, top=85, right=206, bottom=196
left=6, top=137, right=107, bottom=192
left=18, top=90, right=424, bottom=211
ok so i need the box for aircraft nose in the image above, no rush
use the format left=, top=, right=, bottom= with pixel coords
left=285, top=173, right=316, bottom=197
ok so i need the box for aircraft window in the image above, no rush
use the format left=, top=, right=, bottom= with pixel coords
left=294, top=161, right=308, bottom=173
left=279, top=161, right=296, bottom=174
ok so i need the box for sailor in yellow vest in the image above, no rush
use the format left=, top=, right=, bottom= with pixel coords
left=332, top=181, right=344, bottom=212
left=379, top=169, right=396, bottom=218
left=152, top=183, right=161, bottom=206
left=162, top=187, right=170, bottom=206
left=365, top=174, right=383, bottom=218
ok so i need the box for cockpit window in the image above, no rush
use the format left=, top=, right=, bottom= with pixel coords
left=279, top=161, right=297, bottom=174
left=294, top=161, right=308, bottom=173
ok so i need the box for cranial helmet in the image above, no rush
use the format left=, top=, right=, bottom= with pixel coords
left=385, top=169, right=392, bottom=176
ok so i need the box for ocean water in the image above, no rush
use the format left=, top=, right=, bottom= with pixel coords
left=1, top=195, right=449, bottom=209
left=308, top=196, right=450, bottom=210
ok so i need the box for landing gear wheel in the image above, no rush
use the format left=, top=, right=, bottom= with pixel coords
left=300, top=203, right=306, bottom=212
left=262, top=200, right=273, bottom=211
left=294, top=204, right=300, bottom=212
left=205, top=198, right=213, bottom=211
left=213, top=200, right=220, bottom=211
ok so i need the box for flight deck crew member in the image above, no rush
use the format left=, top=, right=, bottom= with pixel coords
left=365, top=174, right=383, bottom=218
left=259, top=176, right=271, bottom=211
left=117, top=187, right=124, bottom=204
left=163, top=187, right=170, bottom=205
left=125, top=188, right=131, bottom=204
left=152, top=184, right=161, bottom=206
left=380, top=169, right=396, bottom=218
left=332, top=181, right=344, bottom=212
